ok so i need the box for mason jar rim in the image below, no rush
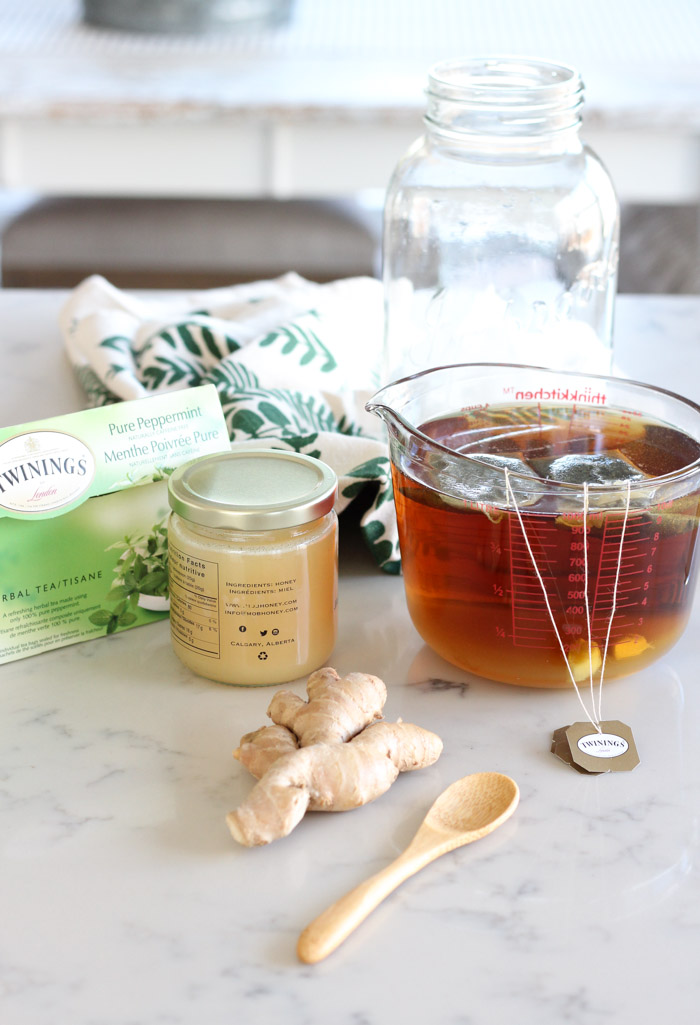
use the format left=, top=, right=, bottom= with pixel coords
left=424, top=56, right=584, bottom=139
left=427, top=56, right=581, bottom=102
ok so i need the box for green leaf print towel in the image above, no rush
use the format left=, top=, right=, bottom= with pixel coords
left=59, top=273, right=400, bottom=572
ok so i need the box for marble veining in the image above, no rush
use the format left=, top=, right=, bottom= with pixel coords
left=1, top=293, right=700, bottom=1024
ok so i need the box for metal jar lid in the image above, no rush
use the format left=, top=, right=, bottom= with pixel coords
left=167, top=449, right=338, bottom=531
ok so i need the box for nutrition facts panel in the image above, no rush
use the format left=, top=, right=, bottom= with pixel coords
left=168, top=543, right=220, bottom=658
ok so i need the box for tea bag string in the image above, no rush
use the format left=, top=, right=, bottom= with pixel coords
left=596, top=478, right=633, bottom=722
left=503, top=470, right=598, bottom=730
left=503, top=470, right=632, bottom=733
left=581, top=481, right=596, bottom=724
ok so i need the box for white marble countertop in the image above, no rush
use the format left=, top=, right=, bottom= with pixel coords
left=2, top=291, right=700, bottom=1025
left=0, top=0, right=699, bottom=201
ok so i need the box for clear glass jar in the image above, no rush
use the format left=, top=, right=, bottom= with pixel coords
left=167, top=450, right=338, bottom=686
left=383, top=57, right=620, bottom=383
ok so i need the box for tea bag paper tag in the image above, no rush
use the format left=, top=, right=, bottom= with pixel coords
left=554, top=721, right=640, bottom=774
left=551, top=726, right=601, bottom=774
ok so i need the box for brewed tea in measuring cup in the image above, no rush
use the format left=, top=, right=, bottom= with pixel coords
left=367, top=364, right=700, bottom=688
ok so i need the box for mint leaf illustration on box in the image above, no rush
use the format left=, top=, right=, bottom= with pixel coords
left=89, top=519, right=170, bottom=634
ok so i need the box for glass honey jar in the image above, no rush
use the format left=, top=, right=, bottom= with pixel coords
left=167, top=450, right=338, bottom=685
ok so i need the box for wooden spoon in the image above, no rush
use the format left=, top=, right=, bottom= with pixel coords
left=297, top=771, right=519, bottom=964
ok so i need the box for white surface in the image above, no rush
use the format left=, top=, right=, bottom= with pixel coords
left=0, top=0, right=699, bottom=201
left=1, top=291, right=700, bottom=1024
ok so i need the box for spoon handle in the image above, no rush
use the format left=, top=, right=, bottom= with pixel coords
left=297, top=844, right=436, bottom=964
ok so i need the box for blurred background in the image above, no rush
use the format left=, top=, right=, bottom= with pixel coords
left=0, top=0, right=698, bottom=293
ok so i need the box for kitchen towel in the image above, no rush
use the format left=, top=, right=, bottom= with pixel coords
left=59, top=273, right=400, bottom=572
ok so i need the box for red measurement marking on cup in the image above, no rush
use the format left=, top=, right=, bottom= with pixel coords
left=508, top=513, right=562, bottom=649
left=507, top=508, right=656, bottom=649
left=590, top=510, right=653, bottom=640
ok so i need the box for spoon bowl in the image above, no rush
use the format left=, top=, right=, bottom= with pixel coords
left=422, top=770, right=519, bottom=837
left=297, top=771, right=519, bottom=963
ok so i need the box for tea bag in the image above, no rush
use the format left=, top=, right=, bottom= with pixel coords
left=424, top=451, right=542, bottom=513
left=463, top=453, right=541, bottom=507
left=531, top=451, right=651, bottom=513
left=530, top=451, right=647, bottom=485
left=620, top=423, right=700, bottom=477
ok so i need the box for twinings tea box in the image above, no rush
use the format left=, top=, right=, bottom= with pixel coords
left=0, top=385, right=229, bottom=664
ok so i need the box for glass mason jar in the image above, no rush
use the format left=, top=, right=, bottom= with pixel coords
left=383, top=57, right=620, bottom=384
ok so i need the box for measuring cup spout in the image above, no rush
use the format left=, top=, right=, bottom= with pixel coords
left=364, top=398, right=393, bottom=428
left=365, top=379, right=418, bottom=442
left=366, top=383, right=398, bottom=423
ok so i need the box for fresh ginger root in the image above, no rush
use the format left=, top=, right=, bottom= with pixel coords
left=567, top=639, right=602, bottom=682
left=267, top=666, right=386, bottom=746
left=227, top=720, right=443, bottom=847
left=227, top=667, right=443, bottom=846
left=234, top=724, right=299, bottom=779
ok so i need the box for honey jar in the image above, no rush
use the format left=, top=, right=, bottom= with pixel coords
left=167, top=450, right=338, bottom=685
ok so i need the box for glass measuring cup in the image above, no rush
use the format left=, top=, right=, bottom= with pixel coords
left=367, top=364, right=700, bottom=688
